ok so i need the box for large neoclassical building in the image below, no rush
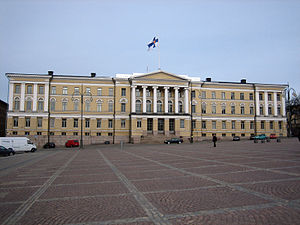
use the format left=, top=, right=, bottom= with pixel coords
left=6, top=70, right=287, bottom=146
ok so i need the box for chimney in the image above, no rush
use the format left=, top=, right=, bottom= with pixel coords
left=241, top=79, right=246, bottom=84
left=206, top=78, right=211, bottom=82
left=91, top=72, right=96, bottom=77
left=48, top=71, right=54, bottom=75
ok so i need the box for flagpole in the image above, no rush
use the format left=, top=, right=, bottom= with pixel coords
left=157, top=35, right=161, bottom=70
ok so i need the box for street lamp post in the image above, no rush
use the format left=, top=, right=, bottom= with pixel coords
left=72, top=84, right=92, bottom=149
left=286, top=85, right=296, bottom=137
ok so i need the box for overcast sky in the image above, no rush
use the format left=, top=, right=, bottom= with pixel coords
left=1, top=0, right=299, bottom=102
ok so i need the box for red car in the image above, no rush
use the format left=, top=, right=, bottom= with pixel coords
left=65, top=140, right=79, bottom=147
left=269, top=134, right=277, bottom=139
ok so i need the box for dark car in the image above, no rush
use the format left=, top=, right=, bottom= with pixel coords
left=164, top=138, right=183, bottom=144
left=0, top=145, right=15, bottom=156
left=43, top=142, right=56, bottom=149
left=232, top=136, right=240, bottom=141
left=65, top=140, right=79, bottom=147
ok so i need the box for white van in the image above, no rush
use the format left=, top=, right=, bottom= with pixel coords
left=0, top=137, right=37, bottom=152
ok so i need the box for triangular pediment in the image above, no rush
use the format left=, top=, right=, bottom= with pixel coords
left=132, top=71, right=189, bottom=81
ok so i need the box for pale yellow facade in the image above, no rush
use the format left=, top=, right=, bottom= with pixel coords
left=6, top=71, right=287, bottom=147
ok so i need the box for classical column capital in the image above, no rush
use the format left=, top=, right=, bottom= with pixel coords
left=152, top=85, right=158, bottom=89
left=174, top=86, right=179, bottom=90
left=142, top=85, right=147, bottom=89
left=164, top=86, right=169, bottom=90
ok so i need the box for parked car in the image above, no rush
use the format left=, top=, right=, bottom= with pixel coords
left=232, top=136, right=240, bottom=141
left=65, top=140, right=79, bottom=147
left=250, top=134, right=256, bottom=140
left=0, top=137, right=37, bottom=152
left=254, top=134, right=267, bottom=140
left=0, top=145, right=15, bottom=156
left=164, top=138, right=183, bottom=144
left=43, top=142, right=56, bottom=149
left=269, top=134, right=277, bottom=139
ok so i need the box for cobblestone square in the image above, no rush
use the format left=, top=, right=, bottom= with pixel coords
left=0, top=138, right=299, bottom=224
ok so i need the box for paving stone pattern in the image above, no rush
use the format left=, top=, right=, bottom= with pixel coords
left=0, top=139, right=300, bottom=224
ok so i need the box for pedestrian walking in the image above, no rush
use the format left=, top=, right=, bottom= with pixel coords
left=212, top=134, right=217, bottom=147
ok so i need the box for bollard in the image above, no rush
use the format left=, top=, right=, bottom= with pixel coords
left=120, top=141, right=124, bottom=150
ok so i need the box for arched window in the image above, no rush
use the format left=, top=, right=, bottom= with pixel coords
left=14, top=97, right=20, bottom=110
left=136, top=100, right=141, bottom=112
left=108, top=100, right=113, bottom=112
left=25, top=98, right=32, bottom=111
left=146, top=100, right=152, bottom=112
left=38, top=98, right=44, bottom=111
left=50, top=98, right=56, bottom=111
left=85, top=99, right=91, bottom=112
left=157, top=100, right=162, bottom=112
left=73, top=99, right=79, bottom=111
left=62, top=98, right=68, bottom=111
left=168, top=100, right=173, bottom=113
left=96, top=99, right=102, bottom=112
left=178, top=101, right=183, bottom=113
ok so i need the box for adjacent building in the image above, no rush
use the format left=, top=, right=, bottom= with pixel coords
left=6, top=71, right=287, bottom=146
left=0, top=99, right=8, bottom=137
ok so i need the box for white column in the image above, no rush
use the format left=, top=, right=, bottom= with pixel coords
left=174, top=87, right=179, bottom=113
left=184, top=88, right=189, bottom=113
left=33, top=84, right=38, bottom=111
left=282, top=91, right=286, bottom=116
left=255, top=91, right=260, bottom=116
left=131, top=86, right=136, bottom=113
left=153, top=86, right=157, bottom=113
left=164, top=87, right=169, bottom=113
left=44, top=83, right=49, bottom=111
left=8, top=83, right=14, bottom=111
left=142, top=86, right=147, bottom=113
left=264, top=91, right=268, bottom=116
left=20, top=83, right=25, bottom=111
left=274, top=92, right=277, bottom=116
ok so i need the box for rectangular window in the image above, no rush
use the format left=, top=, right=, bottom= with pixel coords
left=212, top=121, right=216, bottom=129
left=180, top=119, right=184, bottom=128
left=73, top=132, right=78, bottom=136
left=108, top=102, right=113, bottom=112
left=221, top=92, right=225, bottom=100
left=241, top=106, right=245, bottom=115
left=277, top=93, right=280, bottom=101
left=231, top=106, right=235, bottom=114
left=51, top=86, right=56, bottom=94
left=108, top=132, right=113, bottom=136
left=50, top=118, right=55, bottom=128
left=212, top=105, right=216, bottom=114
left=25, top=131, right=30, bottom=135
left=249, top=93, right=253, bottom=100
left=109, top=88, right=113, bottom=96
left=121, top=119, right=126, bottom=128
left=202, top=133, right=206, bottom=137
left=38, top=86, right=44, bottom=94
left=15, top=84, right=20, bottom=94
left=85, top=132, right=90, bottom=136
left=62, top=102, right=67, bottom=111
left=136, top=89, right=140, bottom=97
left=37, top=117, right=42, bottom=127
left=202, top=104, right=206, bottom=114
left=190, top=120, right=195, bottom=129
left=222, top=105, right=226, bottom=114
left=192, top=105, right=196, bottom=113
left=250, top=106, right=254, bottom=115
left=222, top=133, right=226, bottom=137
left=50, top=100, right=56, bottom=111
left=259, top=93, right=263, bottom=100
left=27, top=85, right=33, bottom=94
left=241, top=121, right=245, bottom=129
left=222, top=121, right=226, bottom=129
left=211, top=91, right=216, bottom=99
left=62, top=118, right=67, bottom=128
left=97, top=103, right=102, bottom=112
left=231, top=92, right=235, bottom=100
left=86, top=87, right=91, bottom=94
left=279, top=121, right=282, bottom=129
left=97, top=119, right=101, bottom=128
left=202, top=121, right=206, bottom=129
left=261, top=121, right=265, bottom=129
left=268, top=106, right=272, bottom=115
left=137, top=119, right=142, bottom=128
left=270, top=121, right=274, bottom=129
left=97, top=132, right=101, bottom=136
left=38, top=100, right=44, bottom=111
left=25, top=117, right=30, bottom=127
left=13, top=117, right=18, bottom=127
left=63, top=87, right=68, bottom=95
left=121, top=103, right=126, bottom=112
left=62, top=132, right=66, bottom=136
left=191, top=91, right=195, bottom=98
left=74, top=87, right=80, bottom=95
left=74, top=101, right=79, bottom=111
left=260, top=106, right=263, bottom=115
left=97, top=88, right=102, bottom=96
left=268, top=93, right=272, bottom=101
left=121, top=88, right=126, bottom=96
left=240, top=93, right=244, bottom=100
left=37, top=132, right=42, bottom=136
left=232, top=121, right=236, bottom=129
left=26, top=100, right=32, bottom=111
left=108, top=119, right=113, bottom=128
left=157, top=90, right=161, bottom=98
left=201, top=91, right=206, bottom=99
left=85, top=119, right=90, bottom=128
left=13, top=131, right=18, bottom=135
left=277, top=106, right=281, bottom=115
left=74, top=118, right=78, bottom=128
left=250, top=121, right=254, bottom=129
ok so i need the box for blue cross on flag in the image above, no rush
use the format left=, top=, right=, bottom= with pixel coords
left=147, top=37, right=159, bottom=50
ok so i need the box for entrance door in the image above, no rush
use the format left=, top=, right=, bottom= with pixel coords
left=158, top=119, right=164, bottom=133
left=169, top=119, right=175, bottom=133
left=147, top=118, right=153, bottom=133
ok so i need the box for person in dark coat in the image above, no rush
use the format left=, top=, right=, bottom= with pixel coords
left=212, top=134, right=217, bottom=147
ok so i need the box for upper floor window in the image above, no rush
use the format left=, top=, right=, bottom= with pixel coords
left=268, top=106, right=272, bottom=115
left=109, top=88, right=113, bottom=96
left=212, top=105, right=216, bottom=114
left=97, top=119, right=101, bottom=128
left=74, top=100, right=79, bottom=111
left=221, top=105, right=226, bottom=114
left=201, top=103, right=206, bottom=114
left=51, top=86, right=56, bottom=95
left=50, top=99, right=56, bottom=111
left=38, top=98, right=44, bottom=111
left=277, top=93, right=281, bottom=101
left=147, top=100, right=152, bottom=112
left=232, top=121, right=236, bottom=129
left=14, top=98, right=20, bottom=110
left=136, top=100, right=142, bottom=112
left=231, top=92, right=235, bottom=100
left=121, top=103, right=126, bottom=112
left=259, top=93, right=263, bottom=100
left=231, top=105, right=235, bottom=114
left=27, top=85, right=33, bottom=94
left=62, top=101, right=68, bottom=111
left=62, top=118, right=67, bottom=128
left=121, top=119, right=126, bottom=128
left=74, top=87, right=80, bottom=95
left=241, top=121, right=245, bottom=129
left=85, top=100, right=91, bottom=112
left=25, top=117, right=31, bottom=127
left=37, top=117, right=43, bottom=127
left=108, top=119, right=113, bottom=128
left=221, top=92, right=225, bottom=100
left=157, top=100, right=163, bottom=112
left=202, top=121, right=206, bottom=129
left=168, top=101, right=173, bottom=113
left=136, top=89, right=141, bottom=97
left=240, top=93, right=244, bottom=100
left=74, top=118, right=78, bottom=128
left=222, top=121, right=226, bottom=129
left=211, top=91, right=216, bottom=99
left=97, top=88, right=102, bottom=96
left=261, top=121, right=265, bottom=129
left=260, top=106, right=263, bottom=115
left=38, top=86, right=44, bottom=94
left=86, top=87, right=91, bottom=94
left=250, top=106, right=254, bottom=115
left=85, top=119, right=90, bottom=128
left=63, top=87, right=68, bottom=95
left=121, top=88, right=126, bottom=96
left=147, top=89, right=151, bottom=97
left=268, top=93, right=272, bottom=101
left=13, top=117, right=18, bottom=127
left=240, top=106, right=245, bottom=114
left=26, top=98, right=32, bottom=111
left=97, top=102, right=102, bottom=112
left=212, top=121, right=216, bottom=129
left=178, top=101, right=183, bottom=113
left=191, top=91, right=195, bottom=98
left=201, top=91, right=206, bottom=99
left=15, top=84, right=21, bottom=94
left=249, top=93, right=253, bottom=100
left=157, top=90, right=162, bottom=98
left=108, top=100, right=113, bottom=112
